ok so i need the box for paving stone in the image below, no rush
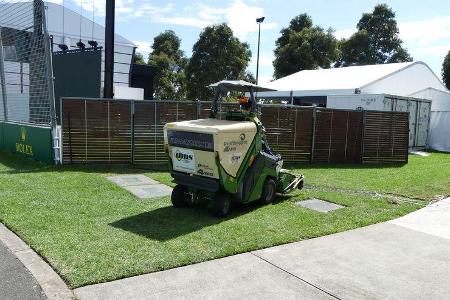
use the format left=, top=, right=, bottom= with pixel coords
left=296, top=199, right=344, bottom=213
left=124, top=184, right=173, bottom=199
left=107, top=175, right=159, bottom=187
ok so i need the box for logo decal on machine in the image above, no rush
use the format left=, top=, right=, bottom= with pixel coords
left=175, top=150, right=193, bottom=161
left=172, top=148, right=196, bottom=173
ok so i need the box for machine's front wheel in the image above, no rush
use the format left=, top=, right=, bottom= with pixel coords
left=211, top=193, right=231, bottom=218
left=261, top=178, right=276, bottom=205
left=171, top=185, right=187, bottom=208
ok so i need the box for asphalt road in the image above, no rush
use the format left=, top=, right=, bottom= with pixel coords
left=0, top=241, right=45, bottom=300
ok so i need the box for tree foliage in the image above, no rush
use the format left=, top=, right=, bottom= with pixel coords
left=185, top=24, right=252, bottom=100
left=336, top=4, right=412, bottom=67
left=148, top=30, right=187, bottom=100
left=443, top=50, right=450, bottom=90
left=133, top=52, right=145, bottom=65
left=273, top=13, right=338, bottom=79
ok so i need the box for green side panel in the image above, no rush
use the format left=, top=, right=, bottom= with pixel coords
left=0, top=122, right=53, bottom=164
left=52, top=49, right=102, bottom=124
left=0, top=122, right=4, bottom=150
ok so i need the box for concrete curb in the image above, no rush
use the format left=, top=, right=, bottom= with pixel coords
left=0, top=223, right=73, bottom=300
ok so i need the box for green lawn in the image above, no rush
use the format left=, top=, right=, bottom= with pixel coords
left=294, top=153, right=450, bottom=201
left=1, top=151, right=447, bottom=288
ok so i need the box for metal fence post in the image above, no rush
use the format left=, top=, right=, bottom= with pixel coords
left=360, top=110, right=367, bottom=163
left=84, top=100, right=88, bottom=163
left=293, top=108, right=297, bottom=162
left=0, top=30, right=8, bottom=121
left=108, top=101, right=111, bottom=162
left=197, top=101, right=201, bottom=119
left=41, top=2, right=56, bottom=127
left=131, top=101, right=135, bottom=165
left=310, top=107, right=317, bottom=163
left=344, top=111, right=349, bottom=162
left=327, top=110, right=334, bottom=163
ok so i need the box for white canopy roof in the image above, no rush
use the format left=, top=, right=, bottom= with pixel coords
left=260, top=61, right=447, bottom=97
left=208, top=80, right=276, bottom=92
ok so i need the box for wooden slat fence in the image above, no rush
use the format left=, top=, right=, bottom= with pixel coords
left=61, top=98, right=409, bottom=165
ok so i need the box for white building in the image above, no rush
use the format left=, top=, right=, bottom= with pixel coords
left=45, top=2, right=136, bottom=88
left=0, top=1, right=142, bottom=123
left=257, top=62, right=450, bottom=152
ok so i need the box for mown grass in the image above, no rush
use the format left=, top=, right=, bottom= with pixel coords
left=1, top=151, right=446, bottom=288
left=293, top=152, right=450, bottom=201
left=148, top=152, right=450, bottom=201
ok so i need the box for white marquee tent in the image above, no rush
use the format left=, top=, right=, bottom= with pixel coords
left=257, top=61, right=450, bottom=152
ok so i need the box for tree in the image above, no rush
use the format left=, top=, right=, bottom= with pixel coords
left=443, top=50, right=450, bottom=90
left=133, top=52, right=145, bottom=65
left=273, top=13, right=338, bottom=79
left=336, top=4, right=412, bottom=67
left=185, top=24, right=252, bottom=100
left=148, top=30, right=187, bottom=100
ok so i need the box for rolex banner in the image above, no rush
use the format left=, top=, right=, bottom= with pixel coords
left=0, top=122, right=53, bottom=164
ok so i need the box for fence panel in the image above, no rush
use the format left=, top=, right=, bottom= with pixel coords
left=261, top=106, right=311, bottom=163
left=0, top=0, right=55, bottom=125
left=133, top=102, right=158, bottom=165
left=109, top=101, right=132, bottom=163
left=62, top=99, right=86, bottom=163
left=363, top=111, right=409, bottom=163
left=61, top=99, right=409, bottom=165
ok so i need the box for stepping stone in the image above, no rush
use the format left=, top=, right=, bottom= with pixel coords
left=296, top=199, right=344, bottom=213
left=107, top=175, right=172, bottom=199
left=107, top=175, right=159, bottom=187
left=125, top=184, right=173, bottom=199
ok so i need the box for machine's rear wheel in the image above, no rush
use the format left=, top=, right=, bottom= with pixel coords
left=171, top=185, right=187, bottom=208
left=211, top=193, right=231, bottom=218
left=261, top=178, right=276, bottom=205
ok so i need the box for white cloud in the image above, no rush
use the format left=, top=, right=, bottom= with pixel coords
left=133, top=40, right=152, bottom=56
left=334, top=28, right=355, bottom=40
left=416, top=45, right=450, bottom=56
left=399, top=16, right=450, bottom=45
left=224, top=0, right=278, bottom=39
left=71, top=0, right=174, bottom=21
left=334, top=16, right=450, bottom=45
left=250, top=51, right=274, bottom=68
left=153, top=16, right=211, bottom=28
left=151, top=0, right=278, bottom=38
left=256, top=75, right=273, bottom=85
left=69, top=0, right=277, bottom=38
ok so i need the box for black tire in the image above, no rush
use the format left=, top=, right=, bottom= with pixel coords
left=171, top=185, right=187, bottom=208
left=298, top=178, right=304, bottom=190
left=261, top=178, right=276, bottom=205
left=211, top=193, right=231, bottom=218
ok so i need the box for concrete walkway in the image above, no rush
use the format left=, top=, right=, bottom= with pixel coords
left=74, top=197, right=450, bottom=299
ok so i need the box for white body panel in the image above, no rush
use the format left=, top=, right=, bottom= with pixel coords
left=164, top=119, right=257, bottom=178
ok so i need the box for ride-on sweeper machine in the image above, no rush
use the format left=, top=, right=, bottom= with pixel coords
left=164, top=80, right=304, bottom=217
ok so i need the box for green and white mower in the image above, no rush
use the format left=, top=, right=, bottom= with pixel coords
left=164, top=80, right=304, bottom=217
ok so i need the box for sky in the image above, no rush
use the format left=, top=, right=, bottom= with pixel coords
left=51, top=0, right=450, bottom=85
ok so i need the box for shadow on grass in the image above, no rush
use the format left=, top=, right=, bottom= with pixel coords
left=109, top=206, right=222, bottom=241
left=109, top=194, right=295, bottom=241
left=0, top=151, right=163, bottom=175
